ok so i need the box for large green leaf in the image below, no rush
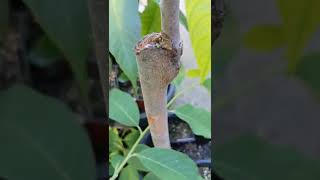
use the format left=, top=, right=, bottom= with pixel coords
left=128, top=144, right=150, bottom=172
left=295, top=53, right=320, bottom=98
left=186, top=0, right=211, bottom=82
left=0, top=0, right=8, bottom=35
left=144, top=173, right=161, bottom=180
left=22, top=0, right=91, bottom=102
left=119, top=165, right=140, bottom=180
left=213, top=10, right=240, bottom=76
left=0, top=84, right=95, bottom=180
left=109, top=0, right=140, bottom=89
left=174, top=104, right=211, bottom=139
left=277, top=0, right=320, bottom=72
left=110, top=154, right=124, bottom=169
left=109, top=88, right=140, bottom=127
left=244, top=24, right=285, bottom=52
left=141, top=0, right=161, bottom=35
left=135, top=148, right=203, bottom=180
left=215, top=135, right=320, bottom=179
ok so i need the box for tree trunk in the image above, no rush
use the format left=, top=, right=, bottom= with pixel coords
left=134, top=0, right=182, bottom=148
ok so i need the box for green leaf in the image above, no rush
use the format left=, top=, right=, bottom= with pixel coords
left=215, top=135, right=320, bottom=179
left=109, top=0, right=140, bottom=89
left=0, top=84, right=95, bottom=180
left=174, top=104, right=211, bottom=138
left=110, top=154, right=124, bottom=169
left=135, top=148, right=202, bottom=180
left=186, top=0, right=211, bottom=82
left=202, top=78, right=211, bottom=93
left=186, top=69, right=201, bottom=78
left=213, top=10, right=240, bottom=76
left=0, top=0, right=9, bottom=35
left=128, top=144, right=150, bottom=172
left=295, top=53, right=320, bottom=98
left=276, top=0, right=320, bottom=72
left=22, top=0, right=91, bottom=102
left=109, top=127, right=124, bottom=153
left=244, top=24, right=285, bottom=52
left=109, top=88, right=140, bottom=127
left=109, top=164, right=115, bottom=176
left=144, top=173, right=161, bottom=180
left=28, top=35, right=63, bottom=67
left=124, top=128, right=140, bottom=148
left=152, top=0, right=188, bottom=30
left=141, top=0, right=161, bottom=35
left=179, top=11, right=189, bottom=31
left=119, top=72, right=129, bottom=83
left=119, top=165, right=140, bottom=180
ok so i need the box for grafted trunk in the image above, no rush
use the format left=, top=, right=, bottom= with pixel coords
left=135, top=0, right=182, bottom=148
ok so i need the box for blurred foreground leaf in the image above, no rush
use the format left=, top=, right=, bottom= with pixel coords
left=23, top=0, right=91, bottom=102
left=0, top=84, right=95, bottom=180
left=215, top=135, right=320, bottom=179
left=295, top=53, right=320, bottom=98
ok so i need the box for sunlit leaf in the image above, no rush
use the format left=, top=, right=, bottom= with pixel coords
left=186, top=0, right=211, bottom=82
left=141, top=0, right=161, bottom=35
left=109, top=0, right=140, bottom=89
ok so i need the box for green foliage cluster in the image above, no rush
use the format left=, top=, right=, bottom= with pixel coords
left=108, top=0, right=211, bottom=179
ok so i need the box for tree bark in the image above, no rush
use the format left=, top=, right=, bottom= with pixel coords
left=134, top=0, right=182, bottom=148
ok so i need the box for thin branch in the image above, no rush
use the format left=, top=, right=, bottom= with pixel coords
left=160, top=0, right=181, bottom=49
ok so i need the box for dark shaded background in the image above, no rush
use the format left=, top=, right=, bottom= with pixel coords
left=214, top=0, right=320, bottom=179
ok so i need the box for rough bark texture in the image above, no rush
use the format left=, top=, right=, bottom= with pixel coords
left=160, top=0, right=182, bottom=53
left=135, top=32, right=181, bottom=148
left=135, top=0, right=182, bottom=148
